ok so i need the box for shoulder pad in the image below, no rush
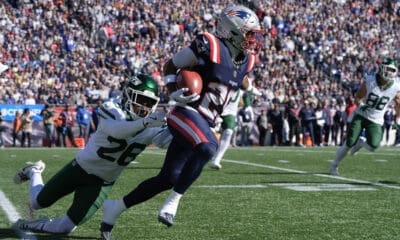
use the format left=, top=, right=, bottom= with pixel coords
left=98, top=101, right=124, bottom=120
left=193, top=34, right=211, bottom=54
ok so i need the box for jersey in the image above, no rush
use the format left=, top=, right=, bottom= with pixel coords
left=189, top=32, right=255, bottom=127
left=355, top=74, right=400, bottom=125
left=76, top=101, right=169, bottom=183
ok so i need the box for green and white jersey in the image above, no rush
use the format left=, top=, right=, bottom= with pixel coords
left=76, top=101, right=169, bottom=183
left=221, top=89, right=243, bottom=117
left=355, top=74, right=400, bottom=125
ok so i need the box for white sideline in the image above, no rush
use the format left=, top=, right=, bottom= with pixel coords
left=0, top=189, right=37, bottom=239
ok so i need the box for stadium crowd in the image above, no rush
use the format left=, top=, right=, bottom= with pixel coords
left=0, top=0, right=399, bottom=147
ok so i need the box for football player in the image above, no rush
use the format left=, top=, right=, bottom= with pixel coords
left=209, top=86, right=260, bottom=169
left=12, top=74, right=171, bottom=235
left=330, top=57, right=400, bottom=175
left=99, top=5, right=264, bottom=239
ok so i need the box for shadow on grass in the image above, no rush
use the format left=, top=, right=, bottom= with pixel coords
left=0, top=228, right=99, bottom=240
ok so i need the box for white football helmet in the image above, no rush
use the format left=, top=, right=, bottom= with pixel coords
left=121, top=74, right=160, bottom=118
left=378, top=57, right=398, bottom=82
left=216, top=5, right=264, bottom=54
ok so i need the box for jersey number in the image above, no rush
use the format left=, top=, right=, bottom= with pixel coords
left=362, top=93, right=390, bottom=111
left=97, top=136, right=146, bottom=166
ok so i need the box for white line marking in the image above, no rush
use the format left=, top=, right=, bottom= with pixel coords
left=270, top=183, right=376, bottom=191
left=223, top=159, right=400, bottom=190
left=143, top=149, right=400, bottom=190
left=0, top=189, right=37, bottom=239
left=196, top=184, right=267, bottom=188
left=0, top=190, right=21, bottom=222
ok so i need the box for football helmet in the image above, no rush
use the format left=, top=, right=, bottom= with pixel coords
left=216, top=5, right=264, bottom=54
left=378, top=57, right=398, bottom=82
left=121, top=74, right=160, bottom=118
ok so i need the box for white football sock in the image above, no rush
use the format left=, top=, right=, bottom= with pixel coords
left=159, top=190, right=182, bottom=216
left=212, top=129, right=233, bottom=165
left=29, top=172, right=44, bottom=210
left=103, top=199, right=127, bottom=225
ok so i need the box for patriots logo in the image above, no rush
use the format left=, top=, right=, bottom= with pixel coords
left=225, top=10, right=251, bottom=20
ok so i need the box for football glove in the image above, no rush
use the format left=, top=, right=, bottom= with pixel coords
left=143, top=111, right=166, bottom=128
left=170, top=88, right=200, bottom=104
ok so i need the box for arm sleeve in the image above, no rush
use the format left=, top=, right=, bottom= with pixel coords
left=172, top=47, right=199, bottom=69
left=152, top=127, right=173, bottom=149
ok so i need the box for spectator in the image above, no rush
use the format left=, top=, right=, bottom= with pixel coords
left=286, top=100, right=302, bottom=146
left=299, top=100, right=316, bottom=146
left=76, top=101, right=91, bottom=143
left=256, top=109, right=268, bottom=146
left=40, top=104, right=55, bottom=148
left=20, top=108, right=33, bottom=147
left=12, top=111, right=22, bottom=147
left=315, top=102, right=328, bottom=146
left=57, top=105, right=78, bottom=148
left=333, top=103, right=346, bottom=146
left=267, top=103, right=284, bottom=146
left=0, top=0, right=399, bottom=148
left=89, top=99, right=102, bottom=137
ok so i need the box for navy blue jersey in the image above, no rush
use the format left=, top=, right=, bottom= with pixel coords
left=188, top=32, right=255, bottom=126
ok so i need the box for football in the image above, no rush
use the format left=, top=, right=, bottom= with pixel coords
left=176, top=69, right=203, bottom=95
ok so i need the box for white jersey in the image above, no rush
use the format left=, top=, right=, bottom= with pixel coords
left=355, top=74, right=400, bottom=125
left=221, top=89, right=243, bottom=116
left=76, top=101, right=170, bottom=183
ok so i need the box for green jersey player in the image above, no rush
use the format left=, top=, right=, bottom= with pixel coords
left=330, top=58, right=400, bottom=175
left=12, top=74, right=171, bottom=234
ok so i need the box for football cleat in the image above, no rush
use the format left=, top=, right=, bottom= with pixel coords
left=158, top=212, right=174, bottom=227
left=209, top=162, right=222, bottom=170
left=350, top=137, right=366, bottom=156
left=100, top=222, right=113, bottom=240
left=12, top=217, right=51, bottom=232
left=13, top=160, right=46, bottom=184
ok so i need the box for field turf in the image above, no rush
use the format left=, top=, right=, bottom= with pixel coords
left=0, top=146, right=399, bottom=240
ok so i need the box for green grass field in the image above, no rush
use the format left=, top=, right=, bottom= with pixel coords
left=0, top=146, right=399, bottom=240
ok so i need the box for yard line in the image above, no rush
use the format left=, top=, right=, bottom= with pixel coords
left=228, top=146, right=400, bottom=156
left=223, top=159, right=400, bottom=190
left=0, top=189, right=37, bottom=239
left=0, top=190, right=21, bottom=223
left=144, top=148, right=400, bottom=190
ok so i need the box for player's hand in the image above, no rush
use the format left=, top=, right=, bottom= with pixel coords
left=143, top=111, right=167, bottom=128
left=170, top=88, right=200, bottom=104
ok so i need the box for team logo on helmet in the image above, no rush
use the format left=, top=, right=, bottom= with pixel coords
left=225, top=10, right=252, bottom=20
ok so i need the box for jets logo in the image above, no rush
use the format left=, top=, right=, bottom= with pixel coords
left=131, top=77, right=142, bottom=86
